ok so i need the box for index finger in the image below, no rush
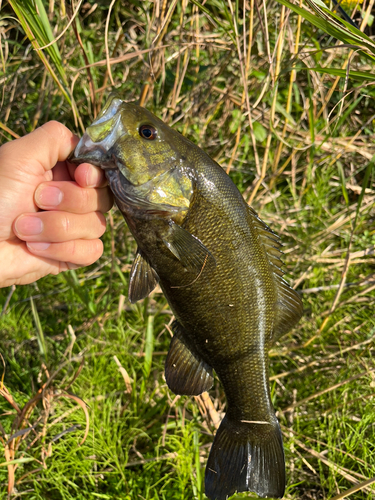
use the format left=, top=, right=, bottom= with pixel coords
left=73, top=162, right=108, bottom=188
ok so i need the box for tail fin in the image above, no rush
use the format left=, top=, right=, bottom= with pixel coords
left=205, top=415, right=285, bottom=500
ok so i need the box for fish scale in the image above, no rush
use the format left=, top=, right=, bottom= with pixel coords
left=72, top=93, right=303, bottom=500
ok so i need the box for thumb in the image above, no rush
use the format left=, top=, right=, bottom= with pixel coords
left=0, top=121, right=79, bottom=175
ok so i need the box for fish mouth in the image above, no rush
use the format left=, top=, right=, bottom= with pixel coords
left=72, top=133, right=185, bottom=219
left=70, top=134, right=118, bottom=170
left=70, top=93, right=126, bottom=170
left=69, top=94, right=189, bottom=218
left=72, top=135, right=137, bottom=207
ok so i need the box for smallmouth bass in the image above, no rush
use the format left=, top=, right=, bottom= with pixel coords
left=72, top=94, right=303, bottom=500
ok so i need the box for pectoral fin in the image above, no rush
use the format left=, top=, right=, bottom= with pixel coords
left=128, top=248, right=159, bottom=303
left=162, top=222, right=215, bottom=272
left=165, top=321, right=213, bottom=396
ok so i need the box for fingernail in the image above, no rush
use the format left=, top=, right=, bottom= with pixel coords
left=35, top=186, right=63, bottom=208
left=15, top=216, right=43, bottom=236
left=27, top=242, right=51, bottom=251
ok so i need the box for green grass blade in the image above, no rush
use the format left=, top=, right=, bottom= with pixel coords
left=30, top=296, right=47, bottom=361
left=8, top=0, right=74, bottom=108
left=143, top=314, right=154, bottom=379
left=0, top=457, right=36, bottom=467
left=275, top=0, right=375, bottom=55
left=337, top=162, right=349, bottom=207
left=189, top=0, right=236, bottom=43
left=8, top=0, right=65, bottom=81
left=307, top=71, right=315, bottom=171
left=332, top=95, right=364, bottom=135
left=64, top=270, right=96, bottom=315
left=353, top=157, right=375, bottom=229
left=114, top=263, right=128, bottom=288
left=297, top=66, right=375, bottom=82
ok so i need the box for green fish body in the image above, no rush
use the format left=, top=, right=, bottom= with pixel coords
left=72, top=94, right=303, bottom=500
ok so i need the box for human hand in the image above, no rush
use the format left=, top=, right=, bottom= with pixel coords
left=0, top=121, right=113, bottom=288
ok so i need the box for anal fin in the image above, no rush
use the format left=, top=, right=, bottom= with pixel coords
left=128, top=248, right=159, bottom=303
left=165, top=321, right=213, bottom=396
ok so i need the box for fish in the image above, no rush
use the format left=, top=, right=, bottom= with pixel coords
left=71, top=94, right=303, bottom=500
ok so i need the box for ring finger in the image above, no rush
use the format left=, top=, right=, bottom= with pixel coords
left=14, top=211, right=106, bottom=243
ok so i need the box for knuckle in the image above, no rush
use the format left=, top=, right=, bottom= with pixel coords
left=42, top=120, right=70, bottom=140
left=0, top=140, right=12, bottom=156
left=72, top=239, right=103, bottom=266
left=59, top=262, right=70, bottom=273
left=95, top=212, right=107, bottom=236
left=86, top=239, right=104, bottom=265
left=80, top=187, right=91, bottom=211
left=69, top=239, right=77, bottom=257
left=94, top=238, right=104, bottom=257
left=60, top=214, right=71, bottom=235
left=50, top=266, right=62, bottom=276
left=67, top=263, right=81, bottom=270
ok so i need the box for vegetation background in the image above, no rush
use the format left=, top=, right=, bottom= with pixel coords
left=0, top=0, right=375, bottom=499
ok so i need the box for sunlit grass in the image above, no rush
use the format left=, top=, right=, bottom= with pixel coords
left=1, top=1, right=375, bottom=499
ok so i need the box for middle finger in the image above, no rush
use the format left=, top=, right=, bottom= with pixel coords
left=35, top=181, right=113, bottom=214
left=14, top=211, right=106, bottom=243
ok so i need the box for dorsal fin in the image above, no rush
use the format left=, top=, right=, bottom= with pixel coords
left=273, top=276, right=303, bottom=340
left=247, top=205, right=303, bottom=342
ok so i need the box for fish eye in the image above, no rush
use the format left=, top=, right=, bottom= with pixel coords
left=139, top=124, right=157, bottom=140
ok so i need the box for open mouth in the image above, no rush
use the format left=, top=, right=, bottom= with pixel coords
left=70, top=94, right=126, bottom=168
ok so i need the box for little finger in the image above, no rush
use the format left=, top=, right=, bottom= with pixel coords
left=26, top=239, right=104, bottom=267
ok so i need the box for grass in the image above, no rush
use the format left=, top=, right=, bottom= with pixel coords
left=1, top=0, right=375, bottom=499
